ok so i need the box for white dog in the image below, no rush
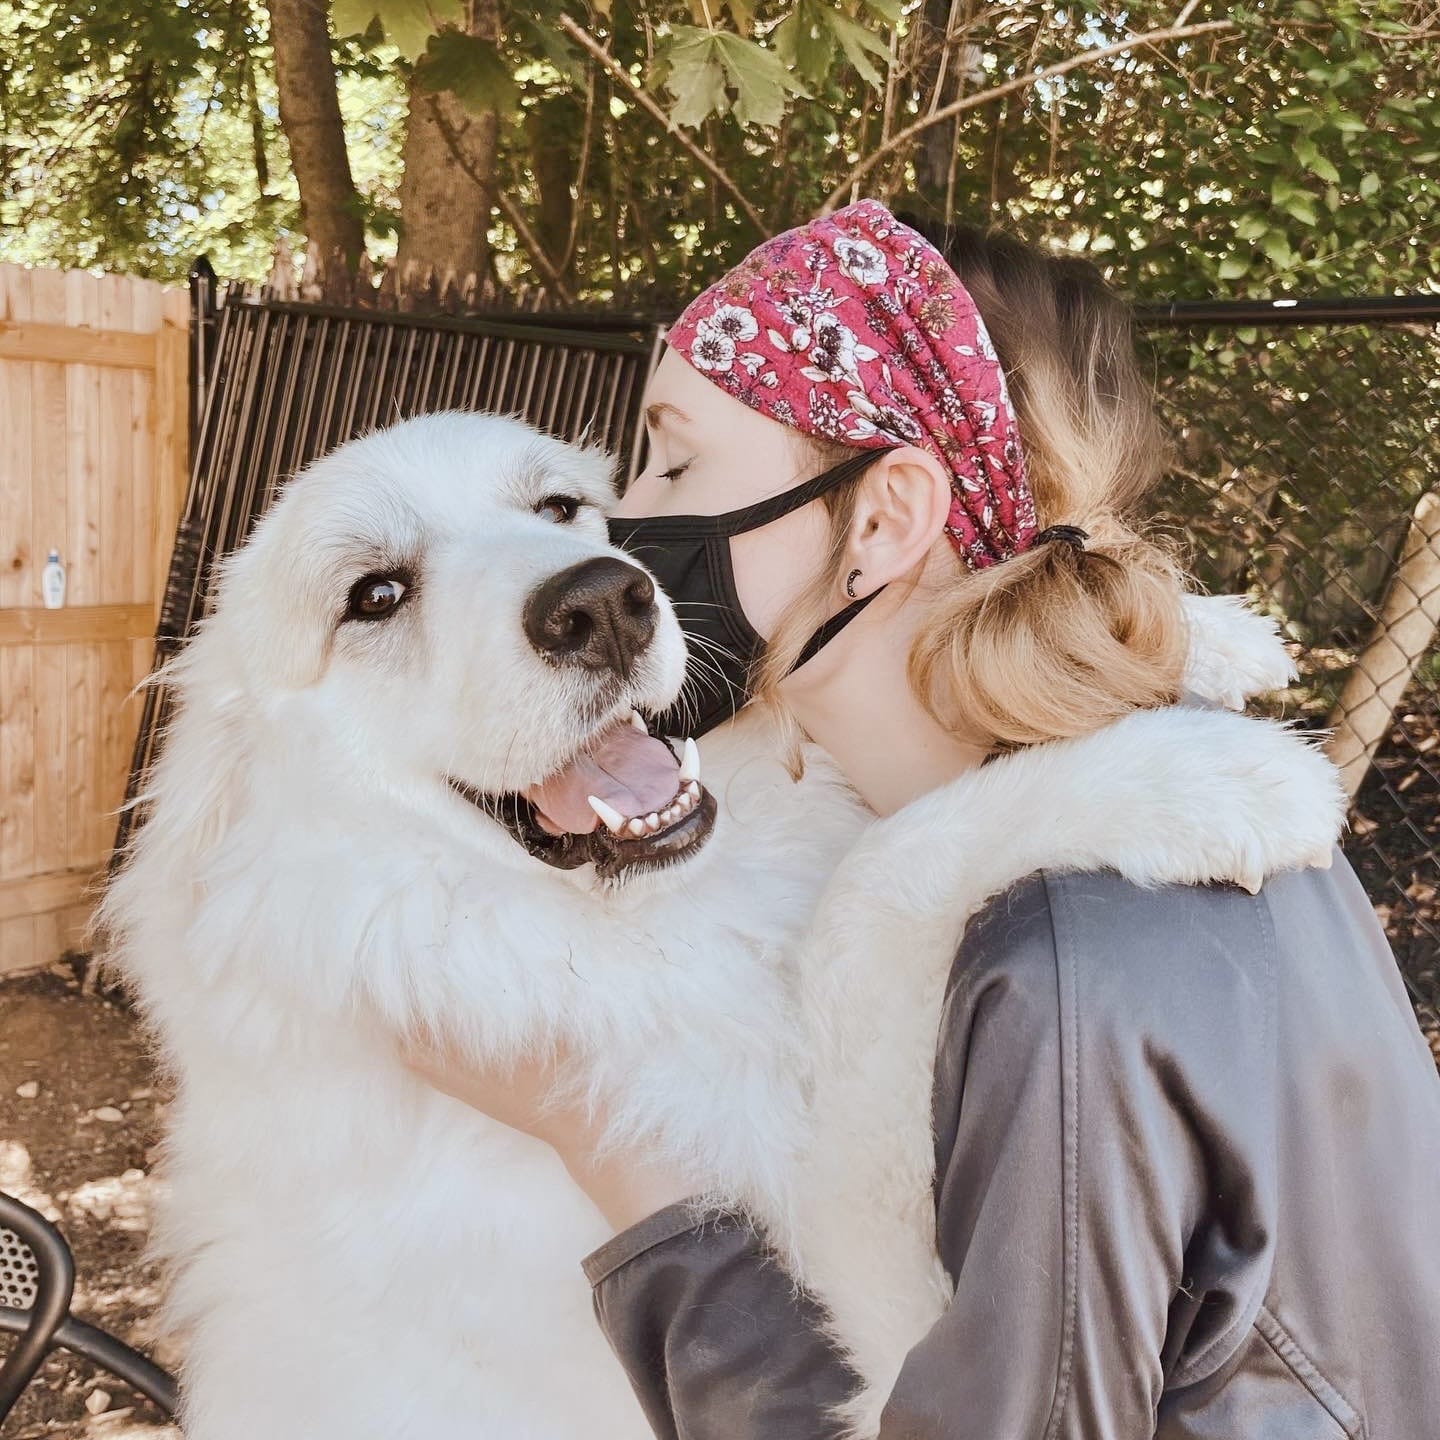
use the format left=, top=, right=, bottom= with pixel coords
left=100, top=412, right=1338, bottom=1439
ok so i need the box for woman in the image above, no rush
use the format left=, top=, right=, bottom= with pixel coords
left=409, top=202, right=1440, bottom=1436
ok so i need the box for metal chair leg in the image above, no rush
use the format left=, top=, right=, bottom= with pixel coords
left=0, top=1191, right=178, bottom=1421
left=0, top=1191, right=74, bottom=1423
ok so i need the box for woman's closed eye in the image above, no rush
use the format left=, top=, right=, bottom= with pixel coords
left=657, top=460, right=692, bottom=483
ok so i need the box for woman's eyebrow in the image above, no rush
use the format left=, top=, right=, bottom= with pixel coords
left=644, top=401, right=691, bottom=429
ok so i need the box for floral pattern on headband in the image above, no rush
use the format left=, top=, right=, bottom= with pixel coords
left=666, top=200, right=1037, bottom=570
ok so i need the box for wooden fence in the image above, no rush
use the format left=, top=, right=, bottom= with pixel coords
left=0, top=266, right=188, bottom=976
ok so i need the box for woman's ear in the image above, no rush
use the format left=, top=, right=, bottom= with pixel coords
left=843, top=446, right=953, bottom=593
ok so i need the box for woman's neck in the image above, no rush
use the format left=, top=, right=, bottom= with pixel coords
left=781, top=602, right=989, bottom=817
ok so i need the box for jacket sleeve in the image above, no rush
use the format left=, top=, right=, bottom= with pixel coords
left=882, top=871, right=1272, bottom=1438
left=587, top=872, right=1266, bottom=1439
left=584, top=1203, right=861, bottom=1440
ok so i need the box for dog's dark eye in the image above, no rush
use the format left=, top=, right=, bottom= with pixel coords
left=535, top=495, right=582, bottom=524
left=346, top=573, right=408, bottom=621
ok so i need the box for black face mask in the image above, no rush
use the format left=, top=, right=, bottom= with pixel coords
left=607, top=447, right=892, bottom=738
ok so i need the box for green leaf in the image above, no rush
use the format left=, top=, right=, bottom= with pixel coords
left=331, top=0, right=383, bottom=40
left=828, top=10, right=889, bottom=88
left=860, top=0, right=903, bottom=23
left=416, top=28, right=518, bottom=114
left=1261, top=231, right=1294, bottom=269
left=1359, top=171, right=1380, bottom=198
left=660, top=29, right=730, bottom=128
left=1234, top=213, right=1269, bottom=242
left=332, top=0, right=464, bottom=61
left=1305, top=153, right=1341, bottom=184
left=1218, top=254, right=1250, bottom=280
left=712, top=31, right=808, bottom=128
left=1281, top=191, right=1319, bottom=226
left=772, top=0, right=836, bottom=88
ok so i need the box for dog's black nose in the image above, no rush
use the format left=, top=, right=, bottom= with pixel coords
left=524, top=557, right=657, bottom=677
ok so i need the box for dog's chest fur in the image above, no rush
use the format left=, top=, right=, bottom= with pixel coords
left=110, top=709, right=868, bottom=1440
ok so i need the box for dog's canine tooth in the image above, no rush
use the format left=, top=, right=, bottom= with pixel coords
left=587, top=795, right=627, bottom=834
left=629, top=710, right=647, bottom=733
left=679, top=737, right=700, bottom=785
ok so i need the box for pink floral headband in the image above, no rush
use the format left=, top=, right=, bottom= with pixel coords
left=666, top=200, right=1039, bottom=570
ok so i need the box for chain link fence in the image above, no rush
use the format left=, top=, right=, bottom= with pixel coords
left=1141, top=301, right=1440, bottom=1050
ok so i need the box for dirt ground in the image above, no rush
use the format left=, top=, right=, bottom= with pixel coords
left=0, top=962, right=177, bottom=1439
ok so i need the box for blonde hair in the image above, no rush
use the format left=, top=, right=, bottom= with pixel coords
left=756, top=224, right=1188, bottom=753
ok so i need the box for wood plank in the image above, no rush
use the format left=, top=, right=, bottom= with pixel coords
left=0, top=346, right=32, bottom=607
left=0, top=915, right=37, bottom=976
left=65, top=642, right=97, bottom=871
left=0, top=645, right=35, bottom=884
left=98, top=274, right=136, bottom=606
left=31, top=906, right=61, bottom=971
left=29, top=352, right=68, bottom=625
left=0, top=603, right=155, bottom=645
left=66, top=280, right=103, bottom=606
left=32, top=642, right=67, bottom=882
left=152, top=323, right=189, bottom=619
left=0, top=320, right=158, bottom=371
left=96, top=639, right=137, bottom=861
left=0, top=866, right=99, bottom=923
left=57, top=899, right=94, bottom=954
left=0, top=264, right=33, bottom=323
left=130, top=284, right=162, bottom=604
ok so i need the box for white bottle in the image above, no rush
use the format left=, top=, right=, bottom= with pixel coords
left=41, top=549, right=66, bottom=609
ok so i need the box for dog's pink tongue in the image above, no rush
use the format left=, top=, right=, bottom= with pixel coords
left=527, top=722, right=682, bottom=835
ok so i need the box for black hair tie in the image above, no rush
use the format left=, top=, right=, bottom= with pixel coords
left=1034, top=524, right=1090, bottom=550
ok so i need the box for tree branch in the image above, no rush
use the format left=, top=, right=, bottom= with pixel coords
left=555, top=13, right=766, bottom=235
left=497, top=188, right=577, bottom=305
left=819, top=17, right=1236, bottom=214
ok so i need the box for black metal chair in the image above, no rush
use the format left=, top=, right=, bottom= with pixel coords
left=0, top=1189, right=179, bottom=1424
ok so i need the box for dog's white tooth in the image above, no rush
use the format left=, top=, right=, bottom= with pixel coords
left=679, top=737, right=700, bottom=785
left=645, top=813, right=660, bottom=832
left=1237, top=867, right=1264, bottom=896
left=587, top=795, right=627, bottom=834
left=686, top=780, right=701, bottom=800
left=627, top=817, right=648, bottom=838
left=1310, top=847, right=1334, bottom=872
left=676, top=791, right=693, bottom=812
left=629, top=710, right=647, bottom=733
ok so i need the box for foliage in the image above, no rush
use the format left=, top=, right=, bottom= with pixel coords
left=1, top=0, right=1436, bottom=305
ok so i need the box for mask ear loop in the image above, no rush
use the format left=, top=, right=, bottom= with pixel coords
left=789, top=589, right=884, bottom=673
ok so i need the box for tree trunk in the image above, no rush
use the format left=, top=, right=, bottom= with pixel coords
left=264, top=0, right=363, bottom=287
left=395, top=0, right=502, bottom=302
left=525, top=96, right=579, bottom=291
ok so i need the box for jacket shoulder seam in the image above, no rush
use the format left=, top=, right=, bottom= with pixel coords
left=1040, top=871, right=1080, bottom=1440
left=1254, top=1305, right=1366, bottom=1438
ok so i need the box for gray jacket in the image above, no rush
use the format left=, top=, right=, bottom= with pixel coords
left=584, top=855, right=1440, bottom=1438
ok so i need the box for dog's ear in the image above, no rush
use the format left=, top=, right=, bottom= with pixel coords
left=208, top=506, right=334, bottom=693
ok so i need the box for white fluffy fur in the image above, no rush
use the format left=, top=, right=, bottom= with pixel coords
left=99, top=412, right=1344, bottom=1439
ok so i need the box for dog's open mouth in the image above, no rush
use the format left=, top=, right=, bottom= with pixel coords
left=449, top=712, right=717, bottom=879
